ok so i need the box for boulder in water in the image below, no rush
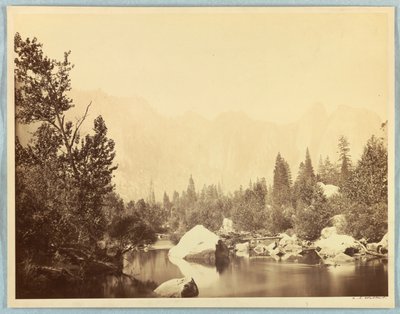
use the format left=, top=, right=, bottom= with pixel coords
left=169, top=225, right=220, bottom=259
left=235, top=242, right=249, bottom=257
left=282, top=243, right=302, bottom=255
left=253, top=244, right=269, bottom=255
left=281, top=253, right=302, bottom=262
left=185, top=249, right=215, bottom=265
left=314, top=229, right=361, bottom=258
left=333, top=253, right=354, bottom=265
left=299, top=249, right=323, bottom=264
left=154, top=277, right=199, bottom=298
left=215, top=239, right=230, bottom=271
left=280, top=249, right=322, bottom=264
left=377, top=232, right=388, bottom=254
left=278, top=233, right=298, bottom=247
left=366, top=232, right=388, bottom=254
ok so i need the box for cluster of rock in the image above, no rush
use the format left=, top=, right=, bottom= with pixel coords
left=154, top=222, right=389, bottom=297
left=235, top=225, right=389, bottom=266
left=314, top=227, right=363, bottom=265
left=234, top=233, right=323, bottom=264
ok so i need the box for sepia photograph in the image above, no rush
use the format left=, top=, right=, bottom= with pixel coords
left=7, top=6, right=395, bottom=308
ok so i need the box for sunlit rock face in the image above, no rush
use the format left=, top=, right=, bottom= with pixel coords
left=168, top=225, right=220, bottom=259
left=28, top=90, right=383, bottom=202
left=314, top=227, right=362, bottom=258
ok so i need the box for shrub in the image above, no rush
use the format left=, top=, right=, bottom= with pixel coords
left=345, top=202, right=387, bottom=242
left=293, top=185, right=330, bottom=240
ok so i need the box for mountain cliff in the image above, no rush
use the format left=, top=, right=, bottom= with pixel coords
left=17, top=89, right=384, bottom=201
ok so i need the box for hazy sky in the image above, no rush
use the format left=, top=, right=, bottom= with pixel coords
left=11, top=7, right=392, bottom=123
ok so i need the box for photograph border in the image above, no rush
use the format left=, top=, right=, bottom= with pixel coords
left=1, top=1, right=399, bottom=312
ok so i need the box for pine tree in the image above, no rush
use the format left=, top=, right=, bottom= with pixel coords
left=272, top=153, right=292, bottom=207
left=317, top=155, right=339, bottom=185
left=344, top=135, right=387, bottom=206
left=293, top=149, right=316, bottom=207
left=14, top=33, right=117, bottom=245
left=163, top=192, right=172, bottom=217
left=338, top=136, right=352, bottom=187
left=343, top=135, right=388, bottom=241
left=304, top=148, right=315, bottom=180
left=317, top=155, right=325, bottom=182
left=147, top=180, right=156, bottom=205
left=187, top=175, right=197, bottom=204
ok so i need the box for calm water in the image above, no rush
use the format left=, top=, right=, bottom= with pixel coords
left=45, top=241, right=387, bottom=298
left=120, top=248, right=388, bottom=297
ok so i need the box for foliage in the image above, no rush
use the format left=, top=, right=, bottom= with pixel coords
left=108, top=214, right=157, bottom=248
left=337, top=136, right=352, bottom=188
left=344, top=202, right=387, bottom=242
left=231, top=179, right=268, bottom=232
left=267, top=205, right=293, bottom=235
left=317, top=155, right=340, bottom=185
left=293, top=185, right=330, bottom=240
left=293, top=148, right=316, bottom=208
left=15, top=33, right=118, bottom=267
left=341, top=136, right=388, bottom=241
left=186, top=184, right=225, bottom=231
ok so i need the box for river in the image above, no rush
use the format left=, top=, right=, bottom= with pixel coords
left=40, top=240, right=387, bottom=298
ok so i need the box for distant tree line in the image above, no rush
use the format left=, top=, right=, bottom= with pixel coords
left=161, top=132, right=387, bottom=242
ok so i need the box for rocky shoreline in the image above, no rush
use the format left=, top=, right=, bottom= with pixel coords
left=153, top=223, right=388, bottom=297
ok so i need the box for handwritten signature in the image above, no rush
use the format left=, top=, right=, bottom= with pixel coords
left=352, top=296, right=387, bottom=299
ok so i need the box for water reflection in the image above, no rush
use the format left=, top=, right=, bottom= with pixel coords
left=124, top=249, right=182, bottom=285
left=121, top=249, right=387, bottom=298
left=168, top=256, right=219, bottom=288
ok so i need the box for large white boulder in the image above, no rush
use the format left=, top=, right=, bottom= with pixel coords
left=315, top=233, right=360, bottom=258
left=278, top=233, right=298, bottom=248
left=378, top=233, right=388, bottom=250
left=333, top=252, right=354, bottom=264
left=366, top=232, right=388, bottom=254
left=235, top=242, right=249, bottom=257
left=169, top=225, right=220, bottom=259
left=253, top=244, right=269, bottom=255
left=317, top=182, right=339, bottom=198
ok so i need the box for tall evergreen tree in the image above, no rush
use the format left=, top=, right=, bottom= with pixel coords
left=293, top=149, right=316, bottom=207
left=338, top=136, right=352, bottom=187
left=343, top=135, right=388, bottom=241
left=163, top=192, right=172, bottom=217
left=344, top=135, right=387, bottom=206
left=187, top=175, right=197, bottom=204
left=272, top=153, right=292, bottom=207
left=317, top=155, right=339, bottom=185
left=147, top=180, right=156, bottom=205
left=304, top=148, right=315, bottom=180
